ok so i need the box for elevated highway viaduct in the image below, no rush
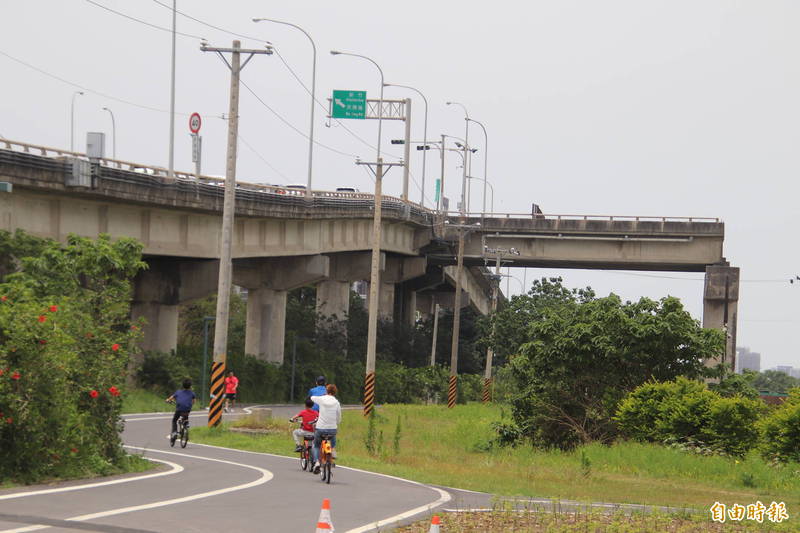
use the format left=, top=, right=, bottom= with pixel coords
left=0, top=140, right=738, bottom=367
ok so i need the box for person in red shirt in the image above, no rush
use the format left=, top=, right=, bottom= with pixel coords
left=224, top=371, right=239, bottom=413
left=290, top=398, right=318, bottom=452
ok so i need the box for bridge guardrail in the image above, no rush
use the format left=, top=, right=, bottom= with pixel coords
left=0, top=138, right=719, bottom=224
left=443, top=211, right=720, bottom=223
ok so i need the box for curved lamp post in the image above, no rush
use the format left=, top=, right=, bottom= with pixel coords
left=253, top=18, right=316, bottom=199
left=385, top=83, right=428, bottom=206
left=102, top=107, right=116, bottom=159
left=70, top=91, right=84, bottom=152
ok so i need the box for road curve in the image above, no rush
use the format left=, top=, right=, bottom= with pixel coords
left=0, top=406, right=457, bottom=533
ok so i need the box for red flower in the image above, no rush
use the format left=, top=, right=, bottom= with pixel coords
left=108, top=386, right=120, bottom=397
left=1, top=295, right=7, bottom=301
left=130, top=325, right=138, bottom=331
left=11, top=371, right=20, bottom=380
left=49, top=305, right=58, bottom=312
left=5, top=417, right=12, bottom=424
left=39, top=339, right=47, bottom=345
left=111, top=343, right=120, bottom=352
left=38, top=315, right=46, bottom=323
left=85, top=332, right=94, bottom=338
left=0, top=369, right=4, bottom=376
left=70, top=447, right=78, bottom=453
left=89, top=390, right=99, bottom=399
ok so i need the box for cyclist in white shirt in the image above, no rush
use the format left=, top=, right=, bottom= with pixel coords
left=310, top=383, right=342, bottom=472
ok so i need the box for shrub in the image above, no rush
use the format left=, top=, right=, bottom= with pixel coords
left=759, top=389, right=800, bottom=463
left=615, top=377, right=763, bottom=457
left=0, top=233, right=146, bottom=482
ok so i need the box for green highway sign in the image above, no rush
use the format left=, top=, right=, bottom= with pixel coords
left=331, top=90, right=366, bottom=119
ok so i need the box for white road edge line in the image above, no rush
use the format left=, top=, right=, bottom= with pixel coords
left=0, top=458, right=182, bottom=501
left=0, top=447, right=274, bottom=533
left=185, top=442, right=452, bottom=533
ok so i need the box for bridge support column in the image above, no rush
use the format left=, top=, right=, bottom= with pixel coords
left=702, top=264, right=739, bottom=370
left=245, top=288, right=287, bottom=365
left=377, top=282, right=395, bottom=319
left=394, top=285, right=418, bottom=328
left=316, top=280, right=350, bottom=322
left=131, top=302, right=178, bottom=353
left=236, top=255, right=329, bottom=364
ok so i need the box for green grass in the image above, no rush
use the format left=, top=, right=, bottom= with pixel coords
left=396, top=509, right=797, bottom=532
left=191, top=403, right=800, bottom=512
left=120, top=388, right=170, bottom=414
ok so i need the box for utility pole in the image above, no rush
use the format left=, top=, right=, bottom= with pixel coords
left=483, top=254, right=501, bottom=403
left=201, top=40, right=271, bottom=427
left=402, top=98, right=411, bottom=202
left=430, top=301, right=440, bottom=366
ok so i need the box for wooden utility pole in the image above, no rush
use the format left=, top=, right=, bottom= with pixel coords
left=201, top=40, right=271, bottom=427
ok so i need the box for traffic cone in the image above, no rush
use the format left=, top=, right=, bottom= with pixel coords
left=315, top=498, right=334, bottom=532
left=428, top=515, right=440, bottom=533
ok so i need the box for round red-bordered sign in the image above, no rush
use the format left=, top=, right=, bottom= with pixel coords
left=189, top=112, right=202, bottom=134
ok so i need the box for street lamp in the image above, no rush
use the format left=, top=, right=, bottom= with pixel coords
left=330, top=49, right=386, bottom=416
left=385, top=83, right=428, bottom=207
left=467, top=175, right=494, bottom=214
left=102, top=107, right=116, bottom=159
left=446, top=101, right=470, bottom=214
left=253, top=18, right=316, bottom=200
left=467, top=118, right=488, bottom=218
left=70, top=91, right=84, bottom=152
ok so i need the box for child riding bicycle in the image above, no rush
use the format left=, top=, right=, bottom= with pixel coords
left=290, top=398, right=318, bottom=452
left=166, top=379, right=196, bottom=439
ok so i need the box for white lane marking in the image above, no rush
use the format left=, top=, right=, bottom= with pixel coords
left=0, top=447, right=273, bottom=533
left=184, top=442, right=451, bottom=533
left=0, top=458, right=182, bottom=501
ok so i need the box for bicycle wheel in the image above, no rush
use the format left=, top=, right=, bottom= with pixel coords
left=325, top=460, right=332, bottom=484
left=300, top=451, right=309, bottom=471
left=180, top=422, right=189, bottom=448
left=319, top=457, right=328, bottom=482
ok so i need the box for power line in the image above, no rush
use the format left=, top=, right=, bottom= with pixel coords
left=0, top=49, right=201, bottom=116
left=149, top=0, right=404, bottom=161
left=238, top=133, right=293, bottom=183
left=239, top=78, right=360, bottom=158
left=84, top=0, right=206, bottom=40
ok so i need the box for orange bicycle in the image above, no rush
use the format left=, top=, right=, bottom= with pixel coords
left=316, top=433, right=335, bottom=484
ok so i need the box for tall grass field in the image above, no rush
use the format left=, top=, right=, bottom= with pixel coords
left=191, top=403, right=800, bottom=513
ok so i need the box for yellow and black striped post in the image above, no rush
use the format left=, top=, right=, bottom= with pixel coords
left=482, top=377, right=493, bottom=403
left=363, top=371, right=376, bottom=417
left=447, top=375, right=457, bottom=408
left=208, top=361, right=226, bottom=427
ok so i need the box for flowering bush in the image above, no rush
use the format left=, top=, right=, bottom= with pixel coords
left=0, top=231, right=146, bottom=482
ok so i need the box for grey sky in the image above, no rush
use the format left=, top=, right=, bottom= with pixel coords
left=1, top=1, right=798, bottom=369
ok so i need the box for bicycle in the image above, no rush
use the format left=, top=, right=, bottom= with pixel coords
left=315, top=433, right=335, bottom=484
left=170, top=413, right=189, bottom=448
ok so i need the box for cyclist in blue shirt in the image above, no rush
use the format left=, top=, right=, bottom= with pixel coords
left=308, top=376, right=327, bottom=412
left=166, top=379, right=196, bottom=439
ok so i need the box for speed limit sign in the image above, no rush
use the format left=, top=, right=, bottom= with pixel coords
left=189, top=112, right=202, bottom=134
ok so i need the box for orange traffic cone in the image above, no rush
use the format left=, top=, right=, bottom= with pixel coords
left=315, top=498, right=335, bottom=532
left=428, top=515, right=441, bottom=533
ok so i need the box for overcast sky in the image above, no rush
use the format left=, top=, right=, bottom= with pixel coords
left=1, top=1, right=798, bottom=369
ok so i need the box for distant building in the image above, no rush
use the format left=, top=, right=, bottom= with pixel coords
left=791, top=368, right=800, bottom=379
left=776, top=365, right=794, bottom=376
left=735, top=347, right=761, bottom=373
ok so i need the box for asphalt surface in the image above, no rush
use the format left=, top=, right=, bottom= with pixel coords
left=0, top=406, right=492, bottom=533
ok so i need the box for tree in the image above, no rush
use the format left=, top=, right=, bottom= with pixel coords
left=751, top=370, right=800, bottom=394
left=498, top=280, right=724, bottom=449
left=483, top=277, right=594, bottom=366
left=0, top=233, right=146, bottom=481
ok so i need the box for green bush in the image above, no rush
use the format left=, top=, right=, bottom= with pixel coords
left=0, top=233, right=146, bottom=482
left=615, top=377, right=763, bottom=457
left=759, top=389, right=800, bottom=463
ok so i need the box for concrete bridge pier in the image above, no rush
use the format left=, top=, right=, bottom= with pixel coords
left=131, top=258, right=220, bottom=357
left=315, top=252, right=375, bottom=328
left=236, top=255, right=329, bottom=364
left=316, top=280, right=351, bottom=322
left=702, top=264, right=740, bottom=370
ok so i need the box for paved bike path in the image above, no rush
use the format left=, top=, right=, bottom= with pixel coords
left=0, top=406, right=467, bottom=532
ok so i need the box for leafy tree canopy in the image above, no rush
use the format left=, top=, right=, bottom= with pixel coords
left=496, top=278, right=724, bottom=449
